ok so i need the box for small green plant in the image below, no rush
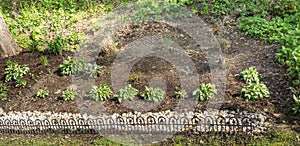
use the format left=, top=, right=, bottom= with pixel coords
left=59, top=57, right=102, bottom=78
left=88, top=84, right=113, bottom=101
left=40, top=56, right=48, bottom=66
left=192, top=83, right=217, bottom=101
left=240, top=67, right=260, bottom=84
left=59, top=57, right=74, bottom=76
left=61, top=88, right=76, bottom=101
left=290, top=88, right=300, bottom=114
left=15, top=78, right=27, bottom=88
left=241, top=83, right=270, bottom=101
left=114, top=84, right=138, bottom=103
left=141, top=86, right=165, bottom=102
left=4, top=60, right=30, bottom=82
left=0, top=84, right=9, bottom=100
left=35, top=89, right=49, bottom=98
left=47, top=34, right=66, bottom=55
left=174, top=89, right=187, bottom=98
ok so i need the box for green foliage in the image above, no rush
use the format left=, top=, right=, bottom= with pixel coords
left=240, top=67, right=260, bottom=84
left=114, top=84, right=138, bottom=103
left=47, top=34, right=65, bottom=55
left=4, top=60, right=30, bottom=82
left=0, top=84, right=9, bottom=100
left=290, top=88, right=300, bottom=114
left=241, top=83, right=270, bottom=101
left=174, top=89, right=187, bottom=98
left=238, top=2, right=300, bottom=85
left=88, top=84, right=113, bottom=101
left=35, top=89, right=49, bottom=98
left=15, top=78, right=27, bottom=88
left=59, top=57, right=74, bottom=76
left=40, top=56, right=48, bottom=66
left=192, top=83, right=217, bottom=101
left=59, top=57, right=102, bottom=78
left=61, top=88, right=76, bottom=101
left=141, top=86, right=165, bottom=102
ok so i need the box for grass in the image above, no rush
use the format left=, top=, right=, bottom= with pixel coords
left=0, top=130, right=298, bottom=145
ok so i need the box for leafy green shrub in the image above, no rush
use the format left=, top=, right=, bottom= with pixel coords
left=0, top=84, right=9, bottom=100
left=114, top=84, right=138, bottom=103
left=192, top=83, right=217, bottom=101
left=88, top=84, right=113, bottom=101
left=47, top=34, right=66, bottom=55
left=4, top=60, right=30, bottom=82
left=240, top=67, right=260, bottom=84
left=61, top=88, right=76, bottom=101
left=40, top=56, right=48, bottom=66
left=35, top=89, right=49, bottom=98
left=241, top=83, right=270, bottom=101
left=141, top=86, right=165, bottom=102
left=174, top=89, right=187, bottom=98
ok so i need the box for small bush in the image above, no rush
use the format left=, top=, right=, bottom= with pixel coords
left=0, top=84, right=9, bottom=100
left=4, top=60, right=30, bottom=82
left=174, top=89, right=187, bottom=98
left=35, top=89, right=49, bottom=98
left=47, top=34, right=65, bottom=55
left=141, top=86, right=165, bottom=102
left=114, top=84, right=138, bottom=103
left=241, top=83, right=270, bottom=101
left=240, top=67, right=260, bottom=84
left=88, top=84, right=113, bottom=101
left=40, top=56, right=48, bottom=66
left=192, top=83, right=217, bottom=101
left=61, top=88, right=76, bottom=101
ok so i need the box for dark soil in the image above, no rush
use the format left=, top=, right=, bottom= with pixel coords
left=0, top=13, right=299, bottom=131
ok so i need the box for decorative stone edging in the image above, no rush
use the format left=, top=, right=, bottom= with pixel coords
left=0, top=109, right=270, bottom=134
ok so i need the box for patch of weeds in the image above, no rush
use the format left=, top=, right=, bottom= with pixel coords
left=35, top=88, right=49, bottom=99
left=240, top=67, right=260, bottom=84
left=4, top=60, right=30, bottom=82
left=114, top=84, right=138, bottom=103
left=174, top=89, right=187, bottom=98
left=88, top=84, right=113, bottom=101
left=141, top=86, right=165, bottom=102
left=192, top=83, right=217, bottom=101
left=61, top=88, right=76, bottom=101
left=241, top=83, right=270, bottom=101
left=0, top=84, right=9, bottom=100
left=47, top=34, right=66, bottom=55
left=40, top=56, right=48, bottom=66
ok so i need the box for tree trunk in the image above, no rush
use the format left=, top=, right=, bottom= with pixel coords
left=0, top=13, right=21, bottom=58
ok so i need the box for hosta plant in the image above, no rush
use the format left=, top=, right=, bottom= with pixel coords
left=61, top=88, right=76, bottom=101
left=4, top=60, right=30, bottom=82
left=174, top=89, right=187, bottom=98
left=240, top=67, right=260, bottom=84
left=59, top=56, right=74, bottom=76
left=0, top=84, right=9, bottom=100
left=241, top=83, right=270, bottom=101
left=114, top=84, right=138, bottom=103
left=88, top=84, right=113, bottom=101
left=35, top=89, right=49, bottom=98
left=192, top=83, right=217, bottom=101
left=141, top=86, right=165, bottom=102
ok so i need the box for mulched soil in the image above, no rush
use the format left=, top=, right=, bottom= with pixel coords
left=0, top=12, right=299, bottom=132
